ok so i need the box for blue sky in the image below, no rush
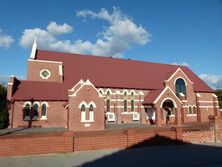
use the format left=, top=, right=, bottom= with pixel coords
left=0, top=0, right=222, bottom=88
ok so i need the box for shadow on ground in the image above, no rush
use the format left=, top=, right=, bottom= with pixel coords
left=80, top=135, right=222, bottom=167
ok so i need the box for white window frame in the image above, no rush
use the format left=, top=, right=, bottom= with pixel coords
left=33, top=102, right=39, bottom=120
left=23, top=101, right=31, bottom=120
left=186, top=105, right=197, bottom=116
left=132, top=112, right=140, bottom=121
left=40, top=102, right=49, bottom=120
left=79, top=101, right=96, bottom=123
left=106, top=112, right=116, bottom=122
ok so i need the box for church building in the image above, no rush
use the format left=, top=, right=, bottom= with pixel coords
left=7, top=41, right=220, bottom=131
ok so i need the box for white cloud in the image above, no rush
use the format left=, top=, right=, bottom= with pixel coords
left=76, top=8, right=117, bottom=22
left=76, top=7, right=150, bottom=57
left=199, top=74, right=222, bottom=89
left=20, top=8, right=150, bottom=58
left=50, top=40, right=93, bottom=54
left=47, top=21, right=73, bottom=35
left=0, top=29, right=14, bottom=48
left=20, top=28, right=56, bottom=49
left=172, top=62, right=189, bottom=66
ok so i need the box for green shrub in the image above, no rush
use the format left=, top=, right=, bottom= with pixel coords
left=215, top=89, right=222, bottom=109
left=0, top=85, right=9, bottom=129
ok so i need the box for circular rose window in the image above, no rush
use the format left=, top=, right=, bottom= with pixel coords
left=40, top=69, right=51, bottom=79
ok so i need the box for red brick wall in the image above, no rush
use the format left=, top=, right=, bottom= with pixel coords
left=164, top=69, right=217, bottom=124
left=0, top=129, right=176, bottom=157
left=182, top=130, right=214, bottom=143
left=61, top=128, right=177, bottom=152
left=198, top=93, right=217, bottom=122
left=73, top=131, right=128, bottom=151
left=1, top=118, right=222, bottom=157
left=165, top=69, right=196, bottom=106
left=27, top=60, right=62, bottom=82
left=0, top=131, right=73, bottom=157
left=9, top=101, right=67, bottom=128
left=186, top=115, right=197, bottom=122
left=69, top=83, right=105, bottom=131
left=99, top=88, right=148, bottom=124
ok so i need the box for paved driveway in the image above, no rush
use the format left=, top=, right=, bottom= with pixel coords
left=1, top=143, right=222, bottom=167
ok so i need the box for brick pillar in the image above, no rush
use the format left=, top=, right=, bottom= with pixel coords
left=62, top=131, right=74, bottom=152
left=175, top=108, right=181, bottom=126
left=196, top=94, right=202, bottom=123
left=116, top=93, right=121, bottom=124
left=68, top=97, right=74, bottom=131
left=7, top=76, right=16, bottom=101
left=126, top=129, right=136, bottom=147
left=208, top=115, right=218, bottom=143
left=181, top=107, right=185, bottom=124
left=180, top=96, right=187, bottom=124
left=213, top=95, right=220, bottom=117
left=172, top=127, right=183, bottom=142
left=155, top=107, right=161, bottom=126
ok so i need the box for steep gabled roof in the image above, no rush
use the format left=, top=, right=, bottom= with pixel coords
left=35, top=50, right=213, bottom=92
left=12, top=81, right=67, bottom=101
left=143, top=89, right=163, bottom=105
left=11, top=50, right=214, bottom=101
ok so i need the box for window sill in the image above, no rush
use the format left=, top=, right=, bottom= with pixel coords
left=107, top=119, right=116, bottom=122
left=186, top=114, right=197, bottom=116
left=24, top=117, right=40, bottom=121
left=33, top=116, right=39, bottom=120
left=40, top=116, right=47, bottom=120
left=24, top=117, right=31, bottom=121
left=122, top=112, right=135, bottom=115
left=81, top=120, right=94, bottom=123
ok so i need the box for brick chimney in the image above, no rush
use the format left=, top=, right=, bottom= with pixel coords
left=7, top=75, right=19, bottom=101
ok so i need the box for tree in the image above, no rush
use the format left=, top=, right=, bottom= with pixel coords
left=215, top=89, right=222, bottom=109
left=0, top=85, right=9, bottom=129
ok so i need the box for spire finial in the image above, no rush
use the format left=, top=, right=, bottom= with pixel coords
left=30, top=36, right=37, bottom=59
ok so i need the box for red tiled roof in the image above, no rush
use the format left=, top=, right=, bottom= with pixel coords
left=12, top=81, right=67, bottom=101
left=143, top=89, right=163, bottom=105
left=36, top=50, right=214, bottom=92
left=12, top=50, right=214, bottom=101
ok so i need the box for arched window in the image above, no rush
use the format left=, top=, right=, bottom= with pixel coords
left=131, top=92, right=134, bottom=112
left=24, top=104, right=31, bottom=119
left=124, top=92, right=127, bottom=112
left=81, top=104, right=86, bottom=112
left=89, top=104, right=94, bottom=122
left=188, top=105, right=192, bottom=114
left=106, top=91, right=110, bottom=112
left=41, top=103, right=47, bottom=118
left=193, top=106, right=196, bottom=114
left=80, top=103, right=95, bottom=123
left=33, top=103, right=39, bottom=118
left=89, top=104, right=93, bottom=111
left=175, top=78, right=186, bottom=99
left=80, top=104, right=86, bottom=122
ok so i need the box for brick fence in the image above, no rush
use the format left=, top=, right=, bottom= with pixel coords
left=0, top=116, right=221, bottom=157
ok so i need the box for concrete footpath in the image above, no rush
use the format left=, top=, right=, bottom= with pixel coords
left=1, top=143, right=222, bottom=167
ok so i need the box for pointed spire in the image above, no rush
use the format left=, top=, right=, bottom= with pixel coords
left=30, top=36, right=37, bottom=59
